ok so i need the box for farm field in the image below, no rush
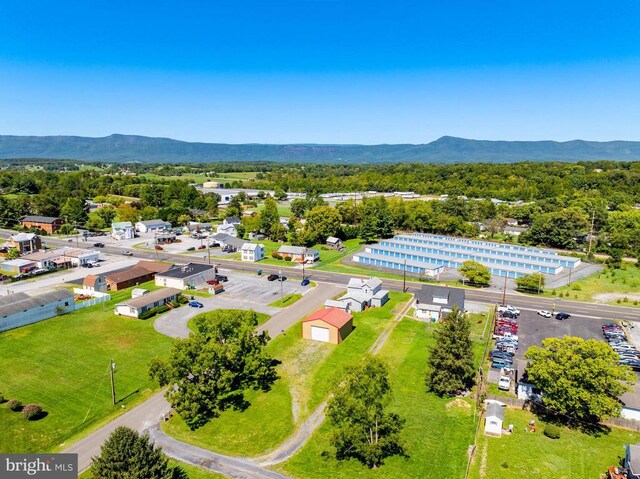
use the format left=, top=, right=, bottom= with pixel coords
left=0, top=281, right=174, bottom=453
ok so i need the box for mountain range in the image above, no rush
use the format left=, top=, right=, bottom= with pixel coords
left=1, top=134, right=640, bottom=164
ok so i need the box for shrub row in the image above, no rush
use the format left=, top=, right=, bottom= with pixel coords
left=4, top=396, right=44, bottom=420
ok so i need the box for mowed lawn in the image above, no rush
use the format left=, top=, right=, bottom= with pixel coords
left=79, top=459, right=226, bottom=479
left=538, top=262, right=640, bottom=306
left=0, top=282, right=174, bottom=453
left=279, top=317, right=479, bottom=479
left=469, top=409, right=639, bottom=479
left=163, top=292, right=411, bottom=457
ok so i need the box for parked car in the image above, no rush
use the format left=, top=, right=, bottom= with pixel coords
left=215, top=274, right=228, bottom=282
left=489, top=350, right=513, bottom=360
left=186, top=247, right=196, bottom=251
left=537, top=310, right=552, bottom=318
left=267, top=274, right=279, bottom=281
left=491, top=358, right=512, bottom=369
left=122, top=251, right=133, bottom=256
left=498, top=305, right=520, bottom=315
left=198, top=245, right=206, bottom=250
left=301, top=278, right=310, bottom=286
left=94, top=242, right=105, bottom=248
left=499, top=310, right=519, bottom=319
left=498, top=376, right=512, bottom=391
left=555, top=312, right=571, bottom=320
left=188, top=301, right=204, bottom=308
left=278, top=275, right=287, bottom=282
left=206, top=279, right=220, bottom=285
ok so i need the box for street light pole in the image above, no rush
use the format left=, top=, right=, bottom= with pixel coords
left=403, top=259, right=407, bottom=293
left=109, top=359, right=116, bottom=405
left=502, top=274, right=507, bottom=306
left=279, top=269, right=283, bottom=298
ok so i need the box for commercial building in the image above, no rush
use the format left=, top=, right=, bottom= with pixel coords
left=0, top=258, right=37, bottom=274
left=105, top=261, right=173, bottom=291
left=0, top=289, right=75, bottom=332
left=354, top=233, right=580, bottom=279
left=155, top=263, right=216, bottom=290
left=302, top=308, right=353, bottom=344
left=19, top=216, right=64, bottom=235
left=115, top=288, right=181, bottom=318
left=135, top=219, right=172, bottom=233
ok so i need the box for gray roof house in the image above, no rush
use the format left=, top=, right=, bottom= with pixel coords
left=155, top=263, right=216, bottom=290
left=325, top=277, right=389, bottom=313
left=625, top=444, right=640, bottom=479
left=484, top=401, right=505, bottom=437
left=135, top=219, right=172, bottom=233
left=0, top=289, right=75, bottom=332
left=414, top=284, right=465, bottom=322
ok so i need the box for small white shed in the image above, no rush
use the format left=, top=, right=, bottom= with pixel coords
left=484, top=401, right=505, bottom=437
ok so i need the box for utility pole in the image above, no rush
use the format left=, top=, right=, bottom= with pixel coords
left=502, top=274, right=507, bottom=306
left=403, top=259, right=407, bottom=292
left=109, top=359, right=116, bottom=405
left=279, top=270, right=283, bottom=298
left=302, top=247, right=306, bottom=280
left=587, top=210, right=596, bottom=256
left=537, top=269, right=543, bottom=294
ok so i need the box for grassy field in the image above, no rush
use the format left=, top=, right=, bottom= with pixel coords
left=0, top=281, right=174, bottom=453
left=141, top=171, right=257, bottom=185
left=469, top=409, right=639, bottom=479
left=269, top=293, right=303, bottom=308
left=535, top=262, right=640, bottom=306
left=163, top=292, right=411, bottom=457
left=255, top=238, right=363, bottom=268
left=256, top=203, right=292, bottom=218
left=279, top=316, right=484, bottom=479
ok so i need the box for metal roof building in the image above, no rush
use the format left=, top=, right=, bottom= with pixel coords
left=0, top=289, right=75, bottom=332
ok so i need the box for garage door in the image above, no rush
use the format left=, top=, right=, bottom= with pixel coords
left=310, top=326, right=330, bottom=342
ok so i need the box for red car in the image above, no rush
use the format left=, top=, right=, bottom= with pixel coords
left=155, top=245, right=163, bottom=250
left=198, top=245, right=206, bottom=250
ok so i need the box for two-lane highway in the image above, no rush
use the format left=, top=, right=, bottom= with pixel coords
left=3, top=229, right=640, bottom=322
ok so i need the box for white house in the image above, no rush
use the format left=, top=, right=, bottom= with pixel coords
left=135, top=219, right=172, bottom=233
left=324, top=277, right=389, bottom=313
left=224, top=217, right=241, bottom=226
left=484, top=401, right=505, bottom=437
left=155, top=263, right=216, bottom=290
left=115, top=288, right=181, bottom=318
left=241, top=243, right=265, bottom=262
left=277, top=246, right=319, bottom=263
left=82, top=274, right=108, bottom=293
left=414, top=284, right=465, bottom=322
left=111, top=221, right=135, bottom=240
left=216, top=223, right=237, bottom=237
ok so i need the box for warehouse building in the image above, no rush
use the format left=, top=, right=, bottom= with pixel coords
left=0, top=290, right=75, bottom=332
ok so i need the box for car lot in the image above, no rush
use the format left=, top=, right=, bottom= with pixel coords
left=489, top=306, right=640, bottom=396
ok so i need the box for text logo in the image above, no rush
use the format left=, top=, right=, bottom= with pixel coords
left=0, top=454, right=77, bottom=479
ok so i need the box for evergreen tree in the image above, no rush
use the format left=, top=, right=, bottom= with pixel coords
left=90, top=426, right=182, bottom=479
left=425, top=307, right=475, bottom=396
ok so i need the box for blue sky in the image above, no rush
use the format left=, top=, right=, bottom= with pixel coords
left=1, top=1, right=639, bottom=143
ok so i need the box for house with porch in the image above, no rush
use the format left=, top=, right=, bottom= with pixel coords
left=7, top=233, right=42, bottom=254
left=111, top=221, right=135, bottom=240
left=414, top=284, right=465, bottom=322
left=324, top=277, right=389, bottom=313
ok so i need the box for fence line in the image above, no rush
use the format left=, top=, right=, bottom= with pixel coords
left=73, top=288, right=111, bottom=310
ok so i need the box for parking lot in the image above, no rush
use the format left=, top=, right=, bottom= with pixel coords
left=216, top=268, right=309, bottom=305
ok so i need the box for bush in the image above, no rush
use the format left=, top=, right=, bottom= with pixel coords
left=22, top=404, right=43, bottom=420
left=284, top=256, right=292, bottom=262
left=177, top=295, right=188, bottom=304
left=7, top=399, right=22, bottom=411
left=544, top=424, right=561, bottom=439
left=156, top=304, right=170, bottom=313
left=271, top=251, right=282, bottom=260
left=571, top=283, right=582, bottom=291
left=0, top=394, right=5, bottom=403
left=138, top=309, right=157, bottom=320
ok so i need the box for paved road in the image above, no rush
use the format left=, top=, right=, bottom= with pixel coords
left=63, top=276, right=339, bottom=476
left=8, top=229, right=639, bottom=322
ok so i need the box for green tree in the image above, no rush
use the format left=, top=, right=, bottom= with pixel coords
left=90, top=426, right=182, bottom=479
left=139, top=206, right=160, bottom=221
left=5, top=248, right=20, bottom=260
left=458, top=260, right=491, bottom=286
left=425, top=307, right=475, bottom=396
left=60, top=197, right=88, bottom=226
left=327, top=355, right=405, bottom=469
left=177, top=214, right=192, bottom=226
left=225, top=195, right=243, bottom=219
left=116, top=203, right=140, bottom=223
left=149, top=310, right=277, bottom=429
left=269, top=222, right=287, bottom=242
left=515, top=272, right=545, bottom=293
left=260, top=196, right=279, bottom=233
left=290, top=198, right=307, bottom=219
left=525, top=336, right=636, bottom=423
left=523, top=207, right=588, bottom=249
left=359, top=197, right=394, bottom=243
left=302, top=205, right=342, bottom=245
left=274, top=188, right=287, bottom=201
left=95, top=206, right=117, bottom=225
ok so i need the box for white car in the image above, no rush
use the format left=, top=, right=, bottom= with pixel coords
left=498, top=376, right=512, bottom=391
left=498, top=305, right=520, bottom=315
left=537, top=310, right=552, bottom=318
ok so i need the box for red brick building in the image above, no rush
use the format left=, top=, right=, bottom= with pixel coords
left=19, top=216, right=64, bottom=235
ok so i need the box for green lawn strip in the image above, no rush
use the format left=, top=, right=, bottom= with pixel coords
left=526, top=262, right=640, bottom=307
left=0, top=281, right=173, bottom=453
left=187, top=289, right=212, bottom=298
left=269, top=293, right=303, bottom=308
left=163, top=292, right=410, bottom=457
left=79, top=459, right=227, bottom=479
left=279, top=318, right=475, bottom=479
left=468, top=408, right=640, bottom=479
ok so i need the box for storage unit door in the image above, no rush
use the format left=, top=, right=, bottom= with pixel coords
left=310, top=326, right=330, bottom=342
